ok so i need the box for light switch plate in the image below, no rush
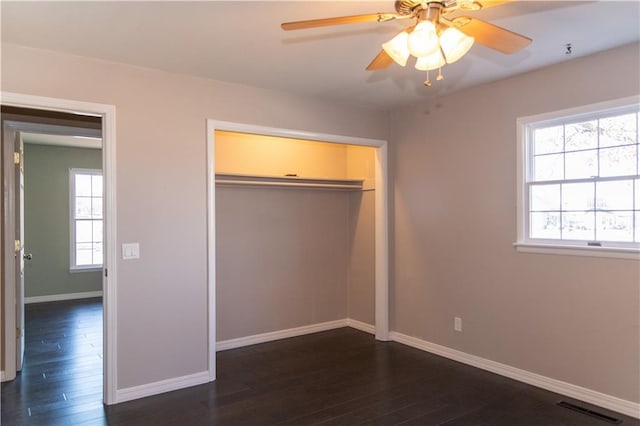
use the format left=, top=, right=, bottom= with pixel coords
left=122, top=243, right=140, bottom=260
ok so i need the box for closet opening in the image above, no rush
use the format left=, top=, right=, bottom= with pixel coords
left=206, top=121, right=388, bottom=381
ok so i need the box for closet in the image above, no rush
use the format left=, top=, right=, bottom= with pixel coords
left=214, top=130, right=376, bottom=342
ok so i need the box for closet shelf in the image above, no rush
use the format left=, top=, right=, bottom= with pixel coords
left=215, top=173, right=364, bottom=190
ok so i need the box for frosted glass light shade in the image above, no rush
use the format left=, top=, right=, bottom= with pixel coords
left=440, top=27, right=474, bottom=64
left=415, top=49, right=445, bottom=71
left=407, top=20, right=439, bottom=58
left=382, top=31, right=410, bottom=66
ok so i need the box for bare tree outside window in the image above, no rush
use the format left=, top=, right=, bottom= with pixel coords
left=526, top=108, right=639, bottom=246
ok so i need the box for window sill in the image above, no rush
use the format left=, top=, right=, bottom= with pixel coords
left=70, top=266, right=103, bottom=273
left=514, top=242, right=639, bottom=260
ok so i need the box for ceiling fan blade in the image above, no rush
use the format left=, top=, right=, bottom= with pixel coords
left=475, top=0, right=513, bottom=8
left=457, top=0, right=513, bottom=10
left=281, top=13, right=398, bottom=31
left=366, top=50, right=394, bottom=71
left=452, top=16, right=532, bottom=54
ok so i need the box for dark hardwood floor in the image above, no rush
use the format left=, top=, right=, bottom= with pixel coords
left=1, top=298, right=103, bottom=425
left=2, top=299, right=638, bottom=425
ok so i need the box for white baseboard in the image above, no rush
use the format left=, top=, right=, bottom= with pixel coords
left=390, top=331, right=640, bottom=419
left=25, top=291, right=103, bottom=304
left=116, top=371, right=210, bottom=404
left=0, top=370, right=6, bottom=382
left=346, top=318, right=375, bottom=335
left=216, top=319, right=349, bottom=351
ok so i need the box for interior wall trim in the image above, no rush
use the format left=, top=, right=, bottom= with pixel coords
left=25, top=291, right=103, bottom=304
left=390, top=331, right=640, bottom=419
left=215, top=319, right=376, bottom=352
left=216, top=319, right=349, bottom=352
left=116, top=371, right=210, bottom=404
left=346, top=319, right=376, bottom=335
left=0, top=370, right=6, bottom=382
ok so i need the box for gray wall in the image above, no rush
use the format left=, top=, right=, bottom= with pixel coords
left=0, top=42, right=388, bottom=389
left=24, top=143, right=102, bottom=298
left=347, top=190, right=375, bottom=325
left=390, top=42, right=640, bottom=403
left=216, top=186, right=352, bottom=341
left=216, top=184, right=375, bottom=342
left=2, top=40, right=638, bottom=405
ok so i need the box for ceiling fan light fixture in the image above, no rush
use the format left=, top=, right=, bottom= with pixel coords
left=440, top=27, right=474, bottom=64
left=281, top=0, right=532, bottom=84
left=407, top=20, right=439, bottom=57
left=382, top=30, right=411, bottom=66
left=415, top=49, right=445, bottom=71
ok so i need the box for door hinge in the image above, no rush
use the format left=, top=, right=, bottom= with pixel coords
left=14, top=152, right=20, bottom=165
left=104, top=268, right=108, bottom=277
left=16, top=327, right=21, bottom=338
left=14, top=239, right=21, bottom=252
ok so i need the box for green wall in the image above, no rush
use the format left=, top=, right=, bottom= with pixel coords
left=24, top=143, right=102, bottom=298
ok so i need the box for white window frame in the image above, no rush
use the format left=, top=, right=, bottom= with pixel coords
left=70, top=168, right=103, bottom=271
left=516, top=96, right=640, bottom=260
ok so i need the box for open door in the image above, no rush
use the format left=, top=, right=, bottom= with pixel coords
left=1, top=98, right=116, bottom=403
left=2, top=121, right=19, bottom=381
left=14, top=132, right=25, bottom=372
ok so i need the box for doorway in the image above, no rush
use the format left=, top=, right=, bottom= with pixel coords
left=0, top=92, right=117, bottom=404
left=205, top=120, right=389, bottom=381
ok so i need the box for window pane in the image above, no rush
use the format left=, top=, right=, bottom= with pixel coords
left=561, top=212, right=595, bottom=240
left=92, top=197, right=103, bottom=219
left=76, top=242, right=93, bottom=266
left=76, top=221, right=93, bottom=243
left=75, top=174, right=92, bottom=196
left=525, top=105, right=639, bottom=248
left=75, top=197, right=92, bottom=219
left=565, top=120, right=597, bottom=151
left=599, top=145, right=637, bottom=177
left=596, top=211, right=634, bottom=242
left=92, top=221, right=103, bottom=244
left=93, top=242, right=103, bottom=265
left=533, top=153, right=563, bottom=181
left=565, top=149, right=597, bottom=179
left=562, top=182, right=594, bottom=211
left=534, top=126, right=563, bottom=155
left=530, top=212, right=560, bottom=239
left=530, top=184, right=560, bottom=211
left=600, top=113, right=637, bottom=148
left=92, top=175, right=103, bottom=197
left=596, top=180, right=633, bottom=210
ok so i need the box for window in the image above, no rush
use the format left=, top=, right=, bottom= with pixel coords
left=70, top=169, right=103, bottom=270
left=517, top=97, right=640, bottom=258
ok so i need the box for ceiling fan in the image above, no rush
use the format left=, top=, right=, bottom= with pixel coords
left=282, top=0, right=532, bottom=85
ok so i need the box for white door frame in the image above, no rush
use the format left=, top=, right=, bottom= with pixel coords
left=1, top=92, right=118, bottom=405
left=205, top=119, right=389, bottom=381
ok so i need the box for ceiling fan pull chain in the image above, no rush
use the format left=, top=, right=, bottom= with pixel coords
left=424, top=70, right=432, bottom=86
left=437, top=67, right=444, bottom=80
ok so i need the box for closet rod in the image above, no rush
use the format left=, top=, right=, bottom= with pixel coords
left=215, top=179, right=362, bottom=190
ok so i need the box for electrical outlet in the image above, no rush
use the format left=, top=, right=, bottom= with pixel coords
left=454, top=317, right=462, bottom=332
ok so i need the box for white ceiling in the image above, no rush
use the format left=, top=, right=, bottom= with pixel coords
left=2, top=1, right=639, bottom=111
left=22, top=133, right=102, bottom=149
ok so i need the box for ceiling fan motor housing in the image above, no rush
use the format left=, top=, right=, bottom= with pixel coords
left=394, top=0, right=459, bottom=16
